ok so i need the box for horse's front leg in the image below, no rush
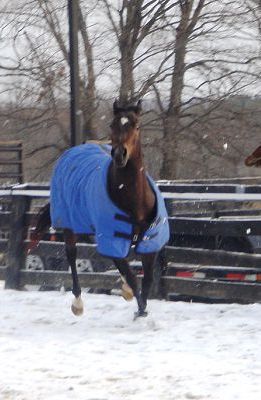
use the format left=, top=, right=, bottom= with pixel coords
left=64, top=229, right=84, bottom=316
left=140, top=252, right=157, bottom=312
left=113, top=258, right=145, bottom=316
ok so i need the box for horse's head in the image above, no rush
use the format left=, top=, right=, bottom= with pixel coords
left=245, top=145, right=261, bottom=167
left=110, top=99, right=142, bottom=168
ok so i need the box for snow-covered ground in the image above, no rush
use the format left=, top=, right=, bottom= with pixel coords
left=0, top=285, right=260, bottom=400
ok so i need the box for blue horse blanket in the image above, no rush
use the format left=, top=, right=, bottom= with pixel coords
left=50, top=144, right=169, bottom=258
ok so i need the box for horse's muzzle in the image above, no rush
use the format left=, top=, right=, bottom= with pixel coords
left=111, top=146, right=128, bottom=168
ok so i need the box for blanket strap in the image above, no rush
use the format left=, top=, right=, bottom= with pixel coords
left=114, top=230, right=158, bottom=243
left=114, top=213, right=161, bottom=244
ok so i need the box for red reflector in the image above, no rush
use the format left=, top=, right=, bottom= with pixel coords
left=176, top=271, right=194, bottom=278
left=226, top=273, right=245, bottom=281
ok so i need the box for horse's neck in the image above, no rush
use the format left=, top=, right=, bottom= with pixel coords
left=108, top=156, right=156, bottom=224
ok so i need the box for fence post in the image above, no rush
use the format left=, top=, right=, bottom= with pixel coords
left=5, top=195, right=31, bottom=289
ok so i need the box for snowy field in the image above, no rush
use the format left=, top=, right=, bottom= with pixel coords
left=0, top=285, right=260, bottom=400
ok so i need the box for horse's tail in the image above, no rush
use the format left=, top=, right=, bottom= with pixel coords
left=27, top=203, right=51, bottom=254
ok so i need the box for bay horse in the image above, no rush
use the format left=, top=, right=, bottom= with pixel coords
left=245, top=145, right=261, bottom=167
left=31, top=100, right=169, bottom=319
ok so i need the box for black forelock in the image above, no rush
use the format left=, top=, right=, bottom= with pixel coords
left=113, top=99, right=142, bottom=116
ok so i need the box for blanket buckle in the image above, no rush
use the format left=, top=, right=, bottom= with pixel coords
left=133, top=234, right=138, bottom=242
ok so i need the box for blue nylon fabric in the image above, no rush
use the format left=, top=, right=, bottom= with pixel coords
left=50, top=143, right=169, bottom=258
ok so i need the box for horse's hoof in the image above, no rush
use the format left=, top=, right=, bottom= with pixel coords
left=133, top=310, right=148, bottom=320
left=121, top=283, right=134, bottom=301
left=71, top=296, right=84, bottom=316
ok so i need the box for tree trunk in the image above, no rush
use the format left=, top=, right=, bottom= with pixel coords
left=160, top=116, right=179, bottom=179
left=81, top=87, right=97, bottom=140
left=119, top=53, right=135, bottom=104
left=160, top=3, right=191, bottom=179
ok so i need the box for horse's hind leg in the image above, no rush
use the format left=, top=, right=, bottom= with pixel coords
left=28, top=203, right=51, bottom=253
left=64, top=229, right=84, bottom=316
left=113, top=258, right=145, bottom=316
left=141, top=252, right=157, bottom=311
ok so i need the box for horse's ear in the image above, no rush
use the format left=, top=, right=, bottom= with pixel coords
left=113, top=99, right=120, bottom=115
left=135, top=100, right=142, bottom=115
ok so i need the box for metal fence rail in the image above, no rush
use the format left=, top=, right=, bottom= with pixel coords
left=0, top=182, right=261, bottom=303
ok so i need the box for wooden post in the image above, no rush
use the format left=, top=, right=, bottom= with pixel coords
left=68, top=0, right=82, bottom=146
left=0, top=140, right=23, bottom=183
left=5, top=196, right=31, bottom=289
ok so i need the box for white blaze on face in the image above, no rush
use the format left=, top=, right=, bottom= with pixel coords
left=121, top=117, right=129, bottom=126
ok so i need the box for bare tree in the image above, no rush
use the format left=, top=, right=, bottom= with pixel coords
left=101, top=0, right=176, bottom=104
left=1, top=0, right=261, bottom=181
left=152, top=0, right=261, bottom=178
left=0, top=0, right=102, bottom=179
left=100, top=0, right=261, bottom=178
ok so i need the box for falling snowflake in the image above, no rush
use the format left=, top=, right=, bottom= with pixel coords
left=246, top=228, right=251, bottom=234
left=223, top=143, right=228, bottom=150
